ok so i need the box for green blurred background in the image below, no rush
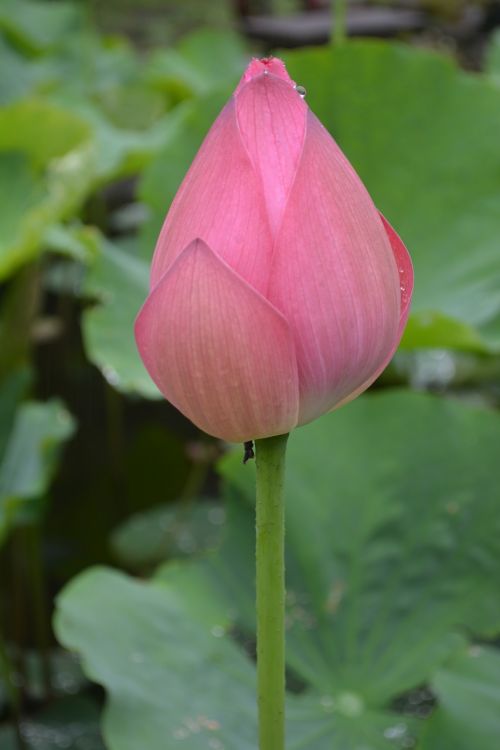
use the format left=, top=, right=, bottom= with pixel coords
left=2, top=1, right=500, bottom=748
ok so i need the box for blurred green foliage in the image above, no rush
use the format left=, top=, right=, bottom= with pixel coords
left=0, top=398, right=74, bottom=545
left=57, top=393, right=500, bottom=749
left=1, top=0, right=500, bottom=748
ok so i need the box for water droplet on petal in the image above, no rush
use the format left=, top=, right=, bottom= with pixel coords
left=294, top=84, right=307, bottom=98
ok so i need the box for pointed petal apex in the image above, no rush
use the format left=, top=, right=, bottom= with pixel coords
left=135, top=240, right=299, bottom=443
left=235, top=67, right=307, bottom=235
left=236, top=57, right=295, bottom=93
left=150, top=100, right=273, bottom=296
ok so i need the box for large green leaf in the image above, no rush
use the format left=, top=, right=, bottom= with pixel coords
left=145, top=28, right=247, bottom=100
left=55, top=567, right=418, bottom=750
left=81, top=232, right=158, bottom=397
left=0, top=99, right=94, bottom=279
left=0, top=24, right=236, bottom=182
left=55, top=566, right=258, bottom=750
left=36, top=28, right=174, bottom=181
left=110, top=498, right=225, bottom=572
left=0, top=23, right=141, bottom=107
left=42, top=225, right=156, bottom=398
left=56, top=99, right=169, bottom=182
left=0, top=399, right=75, bottom=545
left=0, top=38, right=153, bottom=229
left=0, top=36, right=57, bottom=104
left=47, top=31, right=143, bottom=103
left=55, top=391, right=500, bottom=747
left=0, top=0, right=83, bottom=53
left=0, top=153, right=45, bottom=275
left=282, top=41, right=500, bottom=352
left=191, top=391, right=500, bottom=705
left=0, top=24, right=167, bottom=173
left=420, top=646, right=500, bottom=750
left=0, top=98, right=91, bottom=165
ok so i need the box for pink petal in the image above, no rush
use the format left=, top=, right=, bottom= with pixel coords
left=235, top=68, right=307, bottom=234
left=150, top=99, right=273, bottom=296
left=379, top=213, right=414, bottom=339
left=135, top=239, right=299, bottom=443
left=235, top=57, right=295, bottom=93
left=333, top=214, right=414, bottom=410
left=268, top=112, right=401, bottom=426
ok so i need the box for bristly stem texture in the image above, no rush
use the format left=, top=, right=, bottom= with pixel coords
left=255, top=432, right=289, bottom=750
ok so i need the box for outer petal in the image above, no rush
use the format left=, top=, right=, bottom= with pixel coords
left=135, top=239, right=299, bottom=443
left=380, top=213, right=413, bottom=339
left=268, top=112, right=401, bottom=426
left=150, top=99, right=273, bottom=296
left=333, top=214, right=414, bottom=411
left=235, top=69, right=307, bottom=235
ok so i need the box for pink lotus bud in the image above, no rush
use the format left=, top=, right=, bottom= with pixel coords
left=135, top=57, right=413, bottom=442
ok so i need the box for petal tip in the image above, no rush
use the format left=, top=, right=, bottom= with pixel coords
left=236, top=56, right=295, bottom=93
left=135, top=239, right=300, bottom=443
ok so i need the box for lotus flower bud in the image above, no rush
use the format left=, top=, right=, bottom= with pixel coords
left=135, top=57, right=413, bottom=442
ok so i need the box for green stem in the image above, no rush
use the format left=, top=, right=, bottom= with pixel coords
left=333, top=0, right=348, bottom=45
left=255, top=433, right=289, bottom=750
